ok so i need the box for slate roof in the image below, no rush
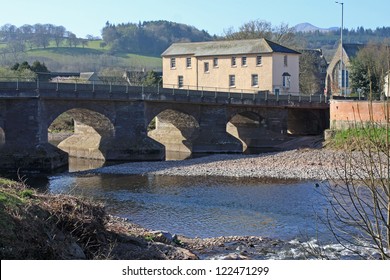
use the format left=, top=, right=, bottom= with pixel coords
left=161, top=39, right=300, bottom=57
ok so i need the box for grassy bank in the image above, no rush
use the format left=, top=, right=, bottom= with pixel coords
left=0, top=178, right=196, bottom=260
left=326, top=126, right=390, bottom=150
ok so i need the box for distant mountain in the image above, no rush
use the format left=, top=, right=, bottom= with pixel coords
left=294, top=22, right=339, bottom=33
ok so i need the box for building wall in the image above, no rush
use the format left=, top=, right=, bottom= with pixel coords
left=330, top=99, right=390, bottom=129
left=272, top=54, right=300, bottom=95
left=163, top=53, right=300, bottom=94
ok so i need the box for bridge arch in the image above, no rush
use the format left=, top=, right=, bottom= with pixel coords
left=47, top=107, right=115, bottom=161
left=227, top=109, right=289, bottom=153
left=147, top=109, right=200, bottom=159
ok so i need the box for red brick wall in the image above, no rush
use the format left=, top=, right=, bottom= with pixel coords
left=330, top=100, right=390, bottom=129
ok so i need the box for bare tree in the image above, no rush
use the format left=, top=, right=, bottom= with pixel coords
left=319, top=101, right=390, bottom=259
left=222, top=19, right=300, bottom=49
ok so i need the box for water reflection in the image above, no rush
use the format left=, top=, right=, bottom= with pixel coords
left=47, top=174, right=331, bottom=241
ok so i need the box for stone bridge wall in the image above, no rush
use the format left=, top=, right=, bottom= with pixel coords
left=0, top=83, right=329, bottom=172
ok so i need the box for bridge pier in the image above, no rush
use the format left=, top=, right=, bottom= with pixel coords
left=192, top=106, right=242, bottom=154
left=0, top=99, right=68, bottom=172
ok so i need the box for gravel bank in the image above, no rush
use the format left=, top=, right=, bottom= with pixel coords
left=87, top=148, right=350, bottom=181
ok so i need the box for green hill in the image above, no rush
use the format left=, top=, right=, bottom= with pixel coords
left=24, top=46, right=162, bottom=72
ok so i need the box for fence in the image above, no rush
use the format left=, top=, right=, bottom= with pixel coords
left=0, top=79, right=329, bottom=106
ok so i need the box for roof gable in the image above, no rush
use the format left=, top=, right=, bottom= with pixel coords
left=161, top=39, right=300, bottom=57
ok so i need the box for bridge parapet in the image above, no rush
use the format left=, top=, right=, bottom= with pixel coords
left=0, top=81, right=329, bottom=109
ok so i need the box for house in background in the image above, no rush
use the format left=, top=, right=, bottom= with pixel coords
left=326, top=43, right=365, bottom=96
left=161, top=39, right=301, bottom=95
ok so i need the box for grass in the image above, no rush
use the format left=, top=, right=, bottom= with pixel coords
left=1, top=40, right=162, bottom=72
left=25, top=47, right=162, bottom=72
left=327, top=126, right=390, bottom=150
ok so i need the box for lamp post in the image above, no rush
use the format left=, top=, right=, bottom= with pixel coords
left=336, top=1, right=345, bottom=96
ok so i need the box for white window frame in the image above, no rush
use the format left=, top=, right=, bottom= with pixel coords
left=256, top=55, right=262, bottom=66
left=178, top=75, right=184, bottom=88
left=170, top=57, right=176, bottom=69
left=242, top=56, right=247, bottom=66
left=229, top=75, right=236, bottom=87
left=204, top=62, right=209, bottom=73
left=186, top=57, right=192, bottom=68
left=251, top=74, right=259, bottom=87
left=283, top=75, right=291, bottom=88
left=231, top=57, right=237, bottom=67
left=213, top=57, right=219, bottom=67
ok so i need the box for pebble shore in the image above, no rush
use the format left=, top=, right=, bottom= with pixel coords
left=89, top=148, right=348, bottom=181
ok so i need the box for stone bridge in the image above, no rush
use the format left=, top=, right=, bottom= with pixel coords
left=0, top=81, right=329, bottom=172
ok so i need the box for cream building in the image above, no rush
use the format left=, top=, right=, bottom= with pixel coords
left=161, top=39, right=301, bottom=95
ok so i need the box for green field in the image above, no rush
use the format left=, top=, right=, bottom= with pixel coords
left=1, top=40, right=162, bottom=72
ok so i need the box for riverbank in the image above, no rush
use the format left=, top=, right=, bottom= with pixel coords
left=0, top=181, right=197, bottom=260
left=87, top=148, right=345, bottom=181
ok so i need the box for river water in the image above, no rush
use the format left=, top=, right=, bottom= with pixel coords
left=21, top=157, right=382, bottom=259
left=46, top=171, right=331, bottom=242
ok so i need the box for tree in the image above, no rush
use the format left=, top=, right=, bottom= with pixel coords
left=143, top=70, right=161, bottom=87
left=299, top=50, right=324, bottom=94
left=66, top=31, right=79, bottom=47
left=350, top=42, right=390, bottom=99
left=53, top=25, right=66, bottom=47
left=319, top=110, right=390, bottom=259
left=224, top=20, right=273, bottom=40
left=223, top=20, right=301, bottom=49
left=32, top=24, right=51, bottom=48
left=30, top=61, right=49, bottom=73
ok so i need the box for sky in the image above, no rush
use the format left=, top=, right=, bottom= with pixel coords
left=0, top=0, right=388, bottom=38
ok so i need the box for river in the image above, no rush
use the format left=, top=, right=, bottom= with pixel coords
left=43, top=168, right=330, bottom=242
left=19, top=156, right=382, bottom=259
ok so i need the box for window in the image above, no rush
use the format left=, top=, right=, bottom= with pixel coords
left=242, top=56, right=247, bottom=66
left=170, top=57, right=176, bottom=68
left=283, top=55, right=288, bottom=67
left=256, top=55, right=262, bottom=66
left=251, top=74, right=259, bottom=87
left=231, top=57, right=237, bottom=67
left=213, top=58, right=219, bottom=67
left=229, top=75, right=236, bottom=87
left=186, top=57, right=192, bottom=68
left=282, top=73, right=291, bottom=88
left=204, top=62, right=209, bottom=73
left=178, top=75, right=184, bottom=88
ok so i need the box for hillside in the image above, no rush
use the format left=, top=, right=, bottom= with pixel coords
left=294, top=23, right=338, bottom=33
left=101, top=20, right=213, bottom=57
left=25, top=46, right=162, bottom=72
